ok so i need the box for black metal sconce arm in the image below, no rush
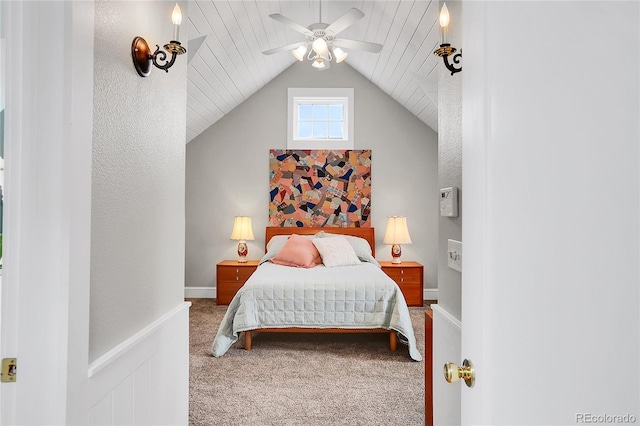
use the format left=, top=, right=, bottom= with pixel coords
left=132, top=36, right=186, bottom=78
left=434, top=43, right=462, bottom=75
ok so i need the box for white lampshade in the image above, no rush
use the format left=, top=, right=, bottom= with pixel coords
left=333, top=47, right=348, bottom=63
left=383, top=216, right=412, bottom=245
left=311, top=37, right=328, bottom=56
left=230, top=216, right=255, bottom=241
left=312, top=58, right=326, bottom=69
left=293, top=45, right=307, bottom=61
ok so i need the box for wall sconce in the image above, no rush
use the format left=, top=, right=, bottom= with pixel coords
left=433, top=3, right=462, bottom=75
left=131, top=4, right=187, bottom=77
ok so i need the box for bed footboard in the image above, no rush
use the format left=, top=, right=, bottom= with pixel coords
left=243, top=328, right=397, bottom=352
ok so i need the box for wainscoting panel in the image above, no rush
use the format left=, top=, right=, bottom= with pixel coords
left=86, top=302, right=190, bottom=425
left=431, top=304, right=462, bottom=426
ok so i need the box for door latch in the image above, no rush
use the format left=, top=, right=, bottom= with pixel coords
left=1, top=358, right=17, bottom=382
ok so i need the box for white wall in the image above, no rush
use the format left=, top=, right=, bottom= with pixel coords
left=437, top=0, right=462, bottom=319
left=186, top=61, right=439, bottom=295
left=91, top=0, right=188, bottom=361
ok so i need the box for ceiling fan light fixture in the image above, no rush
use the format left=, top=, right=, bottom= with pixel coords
left=333, top=47, right=348, bottom=63
left=312, top=37, right=329, bottom=56
left=264, top=6, right=380, bottom=70
left=312, top=57, right=326, bottom=69
left=293, top=45, right=308, bottom=61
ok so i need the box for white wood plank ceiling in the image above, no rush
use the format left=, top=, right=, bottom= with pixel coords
left=186, top=0, right=441, bottom=142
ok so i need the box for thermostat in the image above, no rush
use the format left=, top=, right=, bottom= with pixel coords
left=440, top=187, right=458, bottom=217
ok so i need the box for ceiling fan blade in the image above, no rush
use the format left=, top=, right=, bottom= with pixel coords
left=332, top=38, right=383, bottom=53
left=262, top=41, right=307, bottom=56
left=269, top=14, right=314, bottom=37
left=325, top=8, right=364, bottom=36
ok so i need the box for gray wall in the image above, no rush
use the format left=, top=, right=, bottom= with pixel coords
left=90, top=0, right=188, bottom=362
left=437, top=0, right=462, bottom=320
left=186, top=61, right=439, bottom=293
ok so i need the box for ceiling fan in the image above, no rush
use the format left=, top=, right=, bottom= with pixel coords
left=262, top=5, right=382, bottom=70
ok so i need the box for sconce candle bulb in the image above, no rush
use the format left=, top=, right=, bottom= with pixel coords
left=439, top=3, right=450, bottom=44
left=172, top=3, right=182, bottom=41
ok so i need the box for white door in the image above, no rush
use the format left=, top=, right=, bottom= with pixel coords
left=1, top=2, right=93, bottom=424
left=459, top=1, right=639, bottom=424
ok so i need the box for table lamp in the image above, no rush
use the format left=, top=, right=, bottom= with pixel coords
left=383, top=216, right=412, bottom=264
left=230, top=216, right=255, bottom=263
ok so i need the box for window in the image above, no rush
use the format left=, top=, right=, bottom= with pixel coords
left=295, top=100, right=346, bottom=140
left=288, top=88, right=354, bottom=149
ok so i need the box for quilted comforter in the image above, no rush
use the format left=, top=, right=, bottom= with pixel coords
left=211, top=262, right=422, bottom=361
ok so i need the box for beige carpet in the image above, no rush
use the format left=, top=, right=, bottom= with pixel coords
left=188, top=298, right=426, bottom=425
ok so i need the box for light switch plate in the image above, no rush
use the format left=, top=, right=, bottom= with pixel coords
left=447, top=239, right=462, bottom=272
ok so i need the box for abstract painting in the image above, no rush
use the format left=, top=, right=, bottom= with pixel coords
left=269, top=150, right=372, bottom=228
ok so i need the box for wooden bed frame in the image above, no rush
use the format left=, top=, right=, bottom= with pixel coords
left=244, top=226, right=397, bottom=352
left=264, top=226, right=376, bottom=257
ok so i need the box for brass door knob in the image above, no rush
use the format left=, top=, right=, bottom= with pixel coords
left=444, top=359, right=475, bottom=387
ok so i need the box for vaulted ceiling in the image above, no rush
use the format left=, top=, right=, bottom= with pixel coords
left=186, top=0, right=441, bottom=142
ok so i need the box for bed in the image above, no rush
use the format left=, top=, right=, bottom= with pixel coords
left=211, top=227, right=422, bottom=361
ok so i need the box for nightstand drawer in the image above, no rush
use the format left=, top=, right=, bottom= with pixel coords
left=216, top=260, right=259, bottom=305
left=216, top=281, right=246, bottom=305
left=217, top=266, right=256, bottom=282
left=397, top=283, right=423, bottom=306
left=382, top=267, right=422, bottom=283
left=379, top=261, right=424, bottom=307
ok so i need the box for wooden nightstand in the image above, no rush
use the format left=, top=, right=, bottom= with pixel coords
left=216, top=260, right=259, bottom=305
left=379, top=261, right=424, bottom=306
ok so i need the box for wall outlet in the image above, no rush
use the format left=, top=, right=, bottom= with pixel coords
left=447, top=239, right=462, bottom=272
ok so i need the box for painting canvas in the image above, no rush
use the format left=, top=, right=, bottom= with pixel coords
left=269, top=150, right=372, bottom=228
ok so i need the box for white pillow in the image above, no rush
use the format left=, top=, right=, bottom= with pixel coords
left=315, top=231, right=379, bottom=266
left=311, top=236, right=361, bottom=267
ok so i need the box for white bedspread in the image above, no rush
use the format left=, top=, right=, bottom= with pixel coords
left=211, top=262, right=422, bottom=361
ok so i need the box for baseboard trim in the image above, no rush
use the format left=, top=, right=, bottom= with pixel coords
left=424, top=288, right=438, bottom=301
left=185, top=286, right=437, bottom=301
left=185, top=286, right=216, bottom=299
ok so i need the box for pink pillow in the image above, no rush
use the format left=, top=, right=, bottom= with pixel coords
left=269, top=234, right=322, bottom=268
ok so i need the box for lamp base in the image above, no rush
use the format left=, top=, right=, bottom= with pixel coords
left=237, top=241, right=248, bottom=263
left=391, top=244, right=402, bottom=264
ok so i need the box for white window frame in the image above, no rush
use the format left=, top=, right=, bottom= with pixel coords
left=287, top=88, right=354, bottom=150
